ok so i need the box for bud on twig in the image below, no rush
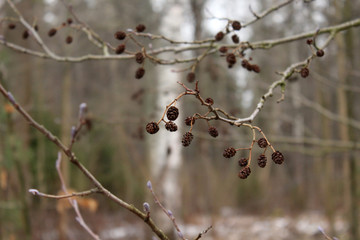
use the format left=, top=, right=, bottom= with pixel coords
left=28, top=189, right=39, bottom=195
left=71, top=126, right=76, bottom=139
left=143, top=202, right=150, bottom=213
left=7, top=92, right=16, bottom=105
left=146, top=180, right=152, bottom=190
left=79, top=103, right=87, bottom=120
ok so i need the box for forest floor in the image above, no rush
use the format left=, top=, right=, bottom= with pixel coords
left=32, top=208, right=347, bottom=240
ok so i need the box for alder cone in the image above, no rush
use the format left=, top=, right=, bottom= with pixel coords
left=215, top=31, right=224, bottom=41
left=187, top=72, right=195, bottom=83
left=22, top=30, right=29, bottom=39
left=316, top=49, right=325, bottom=57
left=205, top=97, right=214, bottom=105
left=66, top=36, right=73, bottom=44
left=8, top=23, right=16, bottom=29
left=232, top=21, right=242, bottom=30
left=115, top=44, right=126, bottom=54
left=182, top=132, right=194, bottom=147
left=114, top=31, right=126, bottom=40
left=231, top=34, right=239, bottom=44
left=136, top=24, right=146, bottom=32
left=219, top=46, right=228, bottom=53
left=300, top=67, right=309, bottom=78
left=257, top=154, right=267, bottom=168
left=208, top=127, right=218, bottom=138
left=166, top=106, right=179, bottom=121
left=238, top=166, right=251, bottom=179
left=223, top=147, right=236, bottom=158
left=257, top=138, right=268, bottom=148
left=146, top=122, right=159, bottom=134
left=135, top=52, right=145, bottom=64
left=165, top=121, right=178, bottom=132
left=48, top=28, right=57, bottom=37
left=238, top=158, right=248, bottom=167
left=135, top=67, right=145, bottom=79
left=226, top=53, right=236, bottom=65
left=251, top=64, right=261, bottom=73
left=272, top=151, right=284, bottom=164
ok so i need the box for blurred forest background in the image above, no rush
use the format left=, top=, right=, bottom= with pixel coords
left=0, top=0, right=359, bottom=239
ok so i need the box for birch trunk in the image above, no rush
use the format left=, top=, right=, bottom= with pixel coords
left=149, top=0, right=188, bottom=235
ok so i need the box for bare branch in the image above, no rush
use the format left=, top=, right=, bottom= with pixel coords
left=244, top=0, right=295, bottom=27
left=28, top=188, right=100, bottom=200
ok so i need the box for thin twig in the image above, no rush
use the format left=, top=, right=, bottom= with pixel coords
left=28, top=188, right=100, bottom=199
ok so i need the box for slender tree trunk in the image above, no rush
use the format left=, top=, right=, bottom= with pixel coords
left=148, top=0, right=188, bottom=236
left=334, top=1, right=358, bottom=239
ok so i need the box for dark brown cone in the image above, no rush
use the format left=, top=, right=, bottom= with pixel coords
left=8, top=23, right=16, bottom=30
left=165, top=121, right=178, bottom=132
left=166, top=106, right=179, bottom=121
left=223, top=147, right=236, bottom=158
left=238, top=158, right=248, bottom=167
left=115, top=44, right=125, bottom=54
left=208, top=127, right=219, bottom=138
left=226, top=53, right=236, bottom=65
left=300, top=67, right=309, bottom=78
left=185, top=116, right=195, bottom=126
left=146, top=122, right=159, bottom=134
left=135, top=52, right=145, bottom=64
left=48, top=28, right=57, bottom=37
left=232, top=21, right=242, bottom=30
left=66, top=36, right=73, bottom=44
left=187, top=72, right=195, bottom=83
left=219, top=46, right=228, bottom=53
left=238, top=166, right=251, bottom=179
left=246, top=64, right=253, bottom=71
left=241, top=59, right=249, bottom=69
left=215, top=31, right=224, bottom=41
left=136, top=24, right=146, bottom=32
left=252, top=64, right=261, bottom=73
left=231, top=34, right=239, bottom=44
left=182, top=132, right=194, bottom=147
left=67, top=18, right=73, bottom=25
left=205, top=98, right=214, bottom=105
left=114, top=31, right=126, bottom=40
left=306, top=39, right=313, bottom=45
left=135, top=67, right=145, bottom=79
left=257, top=154, right=267, bottom=168
left=257, top=138, right=268, bottom=148
left=272, top=151, right=284, bottom=164
left=34, top=25, right=39, bottom=31
left=22, top=30, right=29, bottom=39
left=316, top=49, right=325, bottom=57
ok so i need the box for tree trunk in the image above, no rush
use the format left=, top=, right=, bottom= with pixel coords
left=148, top=0, right=189, bottom=236
left=335, top=1, right=358, bottom=239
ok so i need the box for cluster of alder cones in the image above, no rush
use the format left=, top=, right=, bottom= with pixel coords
left=146, top=105, right=220, bottom=147
left=146, top=105, right=285, bottom=179
left=113, top=24, right=147, bottom=79
left=7, top=18, right=74, bottom=44
left=223, top=138, right=284, bottom=179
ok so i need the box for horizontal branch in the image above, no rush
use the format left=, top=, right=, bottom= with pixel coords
left=28, top=188, right=100, bottom=199
left=1, top=5, right=359, bottom=63
left=243, top=0, right=294, bottom=27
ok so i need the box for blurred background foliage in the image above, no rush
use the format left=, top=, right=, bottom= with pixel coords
left=0, top=0, right=359, bottom=239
